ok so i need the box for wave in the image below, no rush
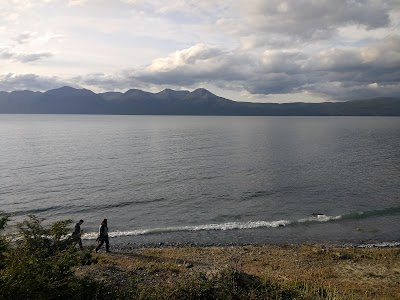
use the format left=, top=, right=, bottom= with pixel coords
left=357, top=241, right=400, bottom=248
left=82, top=220, right=291, bottom=239
left=82, top=206, right=400, bottom=240
left=81, top=214, right=339, bottom=240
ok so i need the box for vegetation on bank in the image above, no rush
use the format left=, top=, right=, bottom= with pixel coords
left=0, top=213, right=399, bottom=299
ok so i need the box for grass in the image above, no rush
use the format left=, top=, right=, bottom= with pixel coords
left=2, top=215, right=398, bottom=299
left=79, top=244, right=400, bottom=299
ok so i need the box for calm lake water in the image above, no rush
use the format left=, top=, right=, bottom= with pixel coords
left=1, top=115, right=399, bottom=246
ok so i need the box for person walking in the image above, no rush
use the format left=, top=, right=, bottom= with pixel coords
left=95, top=219, right=110, bottom=253
left=72, top=219, right=84, bottom=249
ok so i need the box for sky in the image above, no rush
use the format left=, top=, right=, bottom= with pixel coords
left=0, top=0, right=399, bottom=103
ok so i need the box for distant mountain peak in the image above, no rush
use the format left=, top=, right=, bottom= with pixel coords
left=124, top=89, right=151, bottom=96
left=153, top=88, right=190, bottom=101
left=50, top=86, right=77, bottom=92
left=156, top=88, right=174, bottom=95
left=1, top=86, right=399, bottom=116
left=59, top=85, right=75, bottom=90
left=45, top=86, right=95, bottom=95
left=191, top=88, right=215, bottom=97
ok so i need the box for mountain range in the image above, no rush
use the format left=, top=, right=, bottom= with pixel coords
left=0, top=86, right=399, bottom=116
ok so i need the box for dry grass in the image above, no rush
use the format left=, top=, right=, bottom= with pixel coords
left=78, top=244, right=400, bottom=299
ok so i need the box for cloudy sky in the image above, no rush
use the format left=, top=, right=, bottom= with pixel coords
left=0, top=0, right=399, bottom=103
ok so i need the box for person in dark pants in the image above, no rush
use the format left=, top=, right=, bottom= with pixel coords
left=95, top=219, right=110, bottom=253
left=72, top=219, right=84, bottom=249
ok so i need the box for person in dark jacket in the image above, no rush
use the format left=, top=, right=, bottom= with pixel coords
left=95, top=219, right=110, bottom=253
left=72, top=219, right=84, bottom=249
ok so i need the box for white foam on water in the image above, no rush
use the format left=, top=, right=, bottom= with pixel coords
left=298, top=214, right=342, bottom=223
left=357, top=241, right=400, bottom=248
left=82, top=214, right=347, bottom=240
left=82, top=219, right=291, bottom=240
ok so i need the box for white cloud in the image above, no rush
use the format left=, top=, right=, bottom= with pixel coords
left=260, top=50, right=306, bottom=73
left=305, top=35, right=400, bottom=73
left=0, top=73, right=73, bottom=91
left=0, top=0, right=399, bottom=102
left=0, top=48, right=53, bottom=62
left=120, top=35, right=400, bottom=100
left=15, top=31, right=37, bottom=44
left=220, top=0, right=398, bottom=49
left=67, top=0, right=88, bottom=6
left=145, top=43, right=226, bottom=72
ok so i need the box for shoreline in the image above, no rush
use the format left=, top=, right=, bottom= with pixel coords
left=81, top=242, right=400, bottom=299
left=88, top=238, right=400, bottom=252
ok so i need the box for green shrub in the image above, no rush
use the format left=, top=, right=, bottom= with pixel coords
left=0, top=213, right=11, bottom=269
left=0, top=215, right=110, bottom=300
left=15, top=215, right=75, bottom=257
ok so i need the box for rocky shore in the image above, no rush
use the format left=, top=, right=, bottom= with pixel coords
left=89, top=238, right=400, bottom=251
left=77, top=243, right=400, bottom=299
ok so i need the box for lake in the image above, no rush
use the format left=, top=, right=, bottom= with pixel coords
left=1, top=115, right=399, bottom=246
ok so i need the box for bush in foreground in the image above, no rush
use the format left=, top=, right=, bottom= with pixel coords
left=1, top=214, right=395, bottom=299
left=0, top=214, right=110, bottom=300
left=0, top=213, right=334, bottom=300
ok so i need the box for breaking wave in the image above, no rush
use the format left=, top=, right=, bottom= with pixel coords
left=82, top=206, right=400, bottom=240
left=82, top=214, right=339, bottom=240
